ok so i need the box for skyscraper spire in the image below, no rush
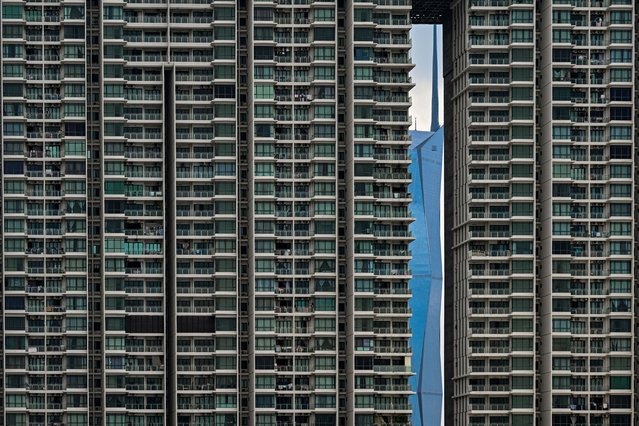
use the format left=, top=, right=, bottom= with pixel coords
left=430, top=27, right=440, bottom=132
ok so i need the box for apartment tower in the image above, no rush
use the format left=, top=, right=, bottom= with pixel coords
left=0, top=0, right=417, bottom=423
left=444, top=0, right=634, bottom=425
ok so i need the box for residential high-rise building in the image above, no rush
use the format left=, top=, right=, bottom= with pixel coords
left=0, top=0, right=416, bottom=424
left=443, top=0, right=635, bottom=425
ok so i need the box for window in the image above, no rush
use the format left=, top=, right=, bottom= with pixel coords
left=2, top=4, right=23, bottom=18
left=610, top=184, right=631, bottom=198
left=216, top=394, right=237, bottom=408
left=610, top=107, right=631, bottom=121
left=610, top=29, right=631, bottom=43
left=2, top=64, right=23, bottom=77
left=65, top=414, right=86, bottom=426
left=610, top=49, right=632, bottom=63
left=215, top=123, right=235, bottom=138
left=315, top=297, right=335, bottom=311
left=64, top=84, right=85, bottom=98
left=610, top=203, right=631, bottom=217
left=314, top=182, right=335, bottom=196
left=255, top=143, right=274, bottom=157
left=215, top=65, right=235, bottom=80
left=256, top=415, right=275, bottom=426
left=314, top=8, right=334, bottom=21
left=610, top=279, right=631, bottom=293
left=214, top=26, right=234, bottom=40
left=106, top=414, right=127, bottom=426
left=610, top=68, right=631, bottom=82
left=611, top=298, right=631, bottom=313
left=63, top=5, right=84, bottom=19
left=2, top=25, right=22, bottom=38
left=315, top=85, right=335, bottom=99
left=314, top=163, right=335, bottom=177
left=3, top=123, right=24, bottom=137
left=551, top=126, right=570, bottom=140
left=610, top=10, right=631, bottom=24
left=104, top=45, right=123, bottom=58
left=255, top=201, right=274, bottom=215
left=5, top=335, right=26, bottom=350
left=103, top=6, right=122, bottom=19
left=66, top=258, right=87, bottom=272
left=254, top=182, right=273, bottom=196
left=552, top=29, right=571, bottom=43
left=512, top=9, right=532, bottom=23
left=254, top=45, right=273, bottom=60
left=215, top=46, right=235, bottom=59
left=314, top=241, right=335, bottom=256
left=255, top=259, right=274, bottom=273
left=314, top=46, right=334, bottom=60
left=63, top=103, right=85, bottom=118
left=254, top=124, right=273, bottom=138
left=254, top=84, right=274, bottom=99
left=4, top=180, right=24, bottom=194
left=254, top=65, right=273, bottom=79
left=255, top=394, right=274, bottom=408
left=512, top=106, right=532, bottom=120
left=215, top=162, right=235, bottom=176
left=255, top=318, right=274, bottom=331
left=255, top=279, right=274, bottom=292
left=610, top=164, right=631, bottom=178
left=354, top=66, right=372, bottom=80
left=314, top=66, right=334, bottom=80
left=103, top=25, right=122, bottom=39
left=512, top=29, right=532, bottom=43
left=103, top=64, right=123, bottom=79
left=315, top=318, right=335, bottom=333
left=610, top=376, right=631, bottom=390
left=315, top=395, right=336, bottom=408
left=254, top=104, right=273, bottom=118
left=214, top=7, right=234, bottom=20
left=315, top=27, right=335, bottom=41
left=314, top=124, right=335, bottom=138
left=65, top=141, right=85, bottom=156
left=254, top=7, right=272, bottom=21
left=313, top=144, right=335, bottom=158
left=314, top=105, right=335, bottom=119
left=610, top=260, right=630, bottom=274
left=254, top=27, right=272, bottom=41
left=511, top=48, right=532, bottom=62
left=511, top=67, right=532, bottom=81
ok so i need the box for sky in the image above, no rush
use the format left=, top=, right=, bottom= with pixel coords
left=410, top=25, right=443, bottom=131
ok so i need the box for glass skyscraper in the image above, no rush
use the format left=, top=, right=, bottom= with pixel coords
left=0, top=0, right=415, bottom=424
left=409, top=126, right=443, bottom=426
left=406, top=26, right=444, bottom=426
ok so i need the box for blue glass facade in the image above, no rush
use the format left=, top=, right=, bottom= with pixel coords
left=409, top=128, right=444, bottom=425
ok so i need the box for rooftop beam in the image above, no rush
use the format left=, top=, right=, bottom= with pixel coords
left=411, top=0, right=450, bottom=24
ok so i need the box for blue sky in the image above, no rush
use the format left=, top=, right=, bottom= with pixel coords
left=410, top=25, right=443, bottom=131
